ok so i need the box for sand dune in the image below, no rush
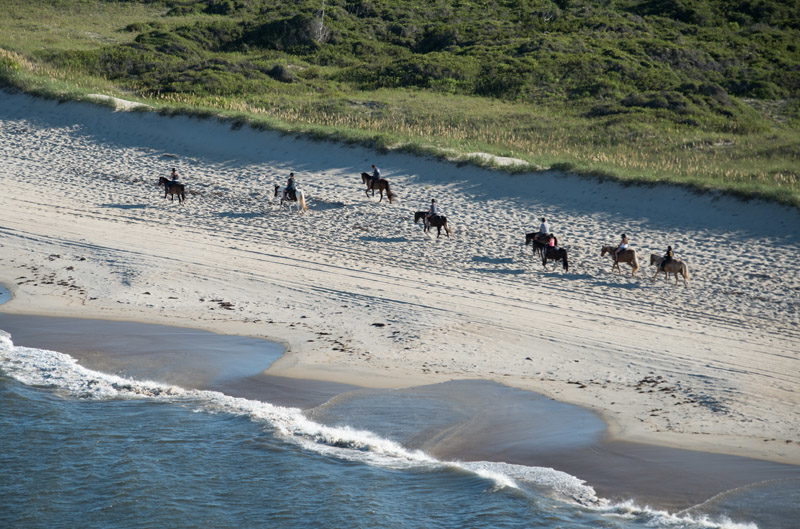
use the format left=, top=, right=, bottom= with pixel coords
left=1, top=93, right=798, bottom=464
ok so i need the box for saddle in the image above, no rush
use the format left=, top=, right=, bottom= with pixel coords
left=285, top=189, right=297, bottom=201
left=427, top=214, right=442, bottom=224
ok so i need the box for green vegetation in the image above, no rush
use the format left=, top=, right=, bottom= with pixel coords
left=1, top=0, right=798, bottom=206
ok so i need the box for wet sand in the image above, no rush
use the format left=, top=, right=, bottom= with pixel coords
left=1, top=310, right=797, bottom=521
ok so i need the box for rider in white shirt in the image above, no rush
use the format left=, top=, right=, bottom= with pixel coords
left=539, top=217, right=550, bottom=235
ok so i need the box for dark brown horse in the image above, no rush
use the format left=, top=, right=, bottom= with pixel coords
left=414, top=211, right=452, bottom=238
left=158, top=176, right=185, bottom=203
left=525, top=232, right=558, bottom=258
left=361, top=173, right=395, bottom=203
left=542, top=246, right=569, bottom=271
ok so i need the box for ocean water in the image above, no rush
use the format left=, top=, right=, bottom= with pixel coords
left=0, top=325, right=778, bottom=529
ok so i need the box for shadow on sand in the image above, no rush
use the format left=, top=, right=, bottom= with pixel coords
left=99, top=203, right=149, bottom=209
left=360, top=236, right=409, bottom=243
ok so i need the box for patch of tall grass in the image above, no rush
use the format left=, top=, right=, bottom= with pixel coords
left=1, top=48, right=798, bottom=208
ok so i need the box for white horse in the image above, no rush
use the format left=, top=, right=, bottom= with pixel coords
left=273, top=184, right=308, bottom=212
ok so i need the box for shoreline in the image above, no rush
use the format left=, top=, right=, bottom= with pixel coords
left=0, top=92, right=798, bottom=470
left=2, top=310, right=798, bottom=515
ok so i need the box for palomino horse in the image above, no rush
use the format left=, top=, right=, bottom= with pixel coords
left=600, top=246, right=640, bottom=275
left=542, top=246, right=569, bottom=271
left=274, top=184, right=307, bottom=212
left=525, top=232, right=558, bottom=258
left=414, top=211, right=452, bottom=238
left=650, top=254, right=690, bottom=286
left=360, top=173, right=395, bottom=203
left=158, top=176, right=186, bottom=203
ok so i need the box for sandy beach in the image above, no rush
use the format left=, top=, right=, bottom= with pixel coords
left=1, top=90, right=798, bottom=469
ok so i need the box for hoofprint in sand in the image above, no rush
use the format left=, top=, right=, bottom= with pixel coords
left=0, top=93, right=798, bottom=464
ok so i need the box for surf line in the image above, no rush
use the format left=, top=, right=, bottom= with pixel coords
left=0, top=331, right=752, bottom=529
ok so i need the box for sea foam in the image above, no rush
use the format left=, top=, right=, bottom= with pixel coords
left=0, top=330, right=759, bottom=529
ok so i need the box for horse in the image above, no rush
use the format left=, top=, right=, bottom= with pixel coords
left=649, top=254, right=690, bottom=286
left=542, top=246, right=569, bottom=271
left=600, top=245, right=640, bottom=275
left=361, top=173, right=395, bottom=203
left=414, top=211, right=452, bottom=238
left=273, top=184, right=307, bottom=212
left=157, top=176, right=186, bottom=203
left=525, top=232, right=558, bottom=258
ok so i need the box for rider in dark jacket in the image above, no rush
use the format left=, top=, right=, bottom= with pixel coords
left=660, top=245, right=674, bottom=270
left=285, top=172, right=296, bottom=201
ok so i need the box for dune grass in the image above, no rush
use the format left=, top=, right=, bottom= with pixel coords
left=0, top=0, right=798, bottom=208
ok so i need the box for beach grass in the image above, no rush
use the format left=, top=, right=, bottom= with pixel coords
left=0, top=0, right=798, bottom=208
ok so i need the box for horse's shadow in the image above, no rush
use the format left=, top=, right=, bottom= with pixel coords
left=470, top=267, right=527, bottom=275
left=99, top=203, right=149, bottom=209
left=216, top=211, right=261, bottom=219
left=310, top=200, right=346, bottom=211
left=472, top=256, right=514, bottom=264
left=359, top=236, right=409, bottom=243
left=540, top=272, right=593, bottom=280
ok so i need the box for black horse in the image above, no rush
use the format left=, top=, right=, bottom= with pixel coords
left=525, top=232, right=558, bottom=258
left=542, top=246, right=569, bottom=271
left=414, top=211, right=452, bottom=238
left=158, top=176, right=186, bottom=203
left=360, top=173, right=395, bottom=203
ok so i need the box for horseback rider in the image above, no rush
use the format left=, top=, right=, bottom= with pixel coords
left=660, top=245, right=674, bottom=270
left=543, top=232, right=558, bottom=259
left=614, top=233, right=630, bottom=262
left=539, top=217, right=550, bottom=236
left=426, top=199, right=439, bottom=225
left=284, top=172, right=297, bottom=201
left=535, top=217, right=551, bottom=245
left=370, top=164, right=381, bottom=187
left=170, top=167, right=180, bottom=182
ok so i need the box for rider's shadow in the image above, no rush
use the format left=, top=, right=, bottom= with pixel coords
left=470, top=267, right=527, bottom=275
left=359, top=236, right=409, bottom=243
left=99, top=203, right=149, bottom=209
left=541, top=272, right=593, bottom=280
left=472, top=256, right=514, bottom=264
left=216, top=211, right=262, bottom=219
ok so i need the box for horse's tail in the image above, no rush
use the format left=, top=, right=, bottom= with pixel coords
left=682, top=262, right=690, bottom=281
left=444, top=221, right=453, bottom=237
left=298, top=191, right=308, bottom=212
left=385, top=181, right=394, bottom=201
left=562, top=250, right=569, bottom=271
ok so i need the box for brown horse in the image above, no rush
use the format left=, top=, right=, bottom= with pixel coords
left=649, top=254, right=690, bottom=286
left=601, top=245, right=639, bottom=275
left=542, top=246, right=569, bottom=271
left=414, top=211, right=452, bottom=238
left=525, top=232, right=558, bottom=258
left=158, top=176, right=185, bottom=203
left=361, top=173, right=395, bottom=203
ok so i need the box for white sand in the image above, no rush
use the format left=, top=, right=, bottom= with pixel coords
left=1, top=93, right=798, bottom=464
